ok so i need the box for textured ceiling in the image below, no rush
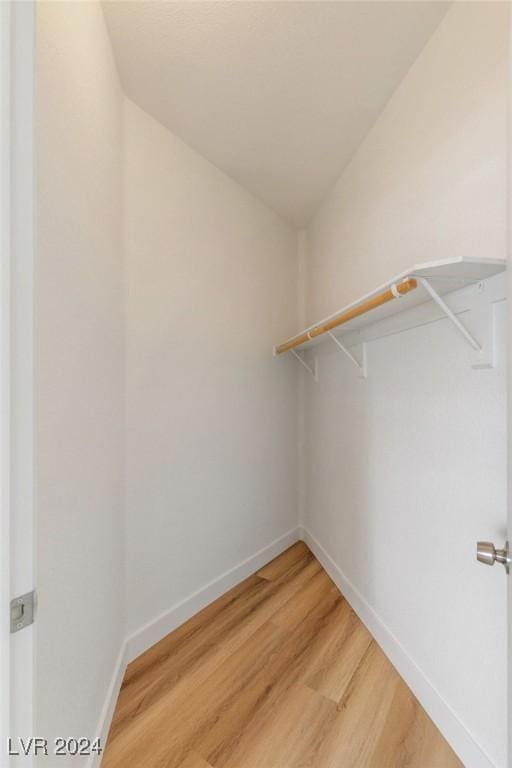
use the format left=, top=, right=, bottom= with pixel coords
left=103, top=1, right=449, bottom=226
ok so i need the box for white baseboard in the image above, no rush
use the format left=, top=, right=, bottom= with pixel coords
left=86, top=641, right=128, bottom=768
left=91, top=527, right=300, bottom=766
left=299, top=526, right=495, bottom=768
left=125, top=526, right=300, bottom=662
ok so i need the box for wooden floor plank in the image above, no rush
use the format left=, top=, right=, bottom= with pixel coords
left=271, top=566, right=337, bottom=630
left=303, top=601, right=374, bottom=703
left=312, top=641, right=401, bottom=768
left=110, top=549, right=318, bottom=742
left=178, top=754, right=214, bottom=768
left=368, top=679, right=463, bottom=768
left=105, top=621, right=289, bottom=768
left=256, top=540, right=312, bottom=581
left=103, top=543, right=462, bottom=768
left=220, top=683, right=338, bottom=768
left=195, top=587, right=347, bottom=767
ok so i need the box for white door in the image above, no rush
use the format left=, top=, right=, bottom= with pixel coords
left=1, top=2, right=36, bottom=764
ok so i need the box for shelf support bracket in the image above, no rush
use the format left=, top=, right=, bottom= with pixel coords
left=418, top=277, right=481, bottom=352
left=291, top=349, right=318, bottom=380
left=327, top=332, right=367, bottom=378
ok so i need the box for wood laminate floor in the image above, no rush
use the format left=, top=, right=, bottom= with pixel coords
left=103, top=542, right=462, bottom=768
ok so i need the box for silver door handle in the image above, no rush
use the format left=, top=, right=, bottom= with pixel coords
left=476, top=541, right=510, bottom=572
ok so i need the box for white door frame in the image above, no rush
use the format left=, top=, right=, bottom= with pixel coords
left=1, top=2, right=36, bottom=763
left=0, top=1, right=12, bottom=755
left=505, top=4, right=512, bottom=767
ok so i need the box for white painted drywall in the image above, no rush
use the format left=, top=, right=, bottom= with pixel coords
left=123, top=98, right=298, bottom=636
left=303, top=281, right=507, bottom=767
left=35, top=5, right=299, bottom=752
left=306, top=1, right=508, bottom=324
left=36, top=2, right=124, bottom=762
left=302, top=3, right=508, bottom=766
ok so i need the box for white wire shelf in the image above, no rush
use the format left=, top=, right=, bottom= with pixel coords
left=274, top=257, right=506, bottom=356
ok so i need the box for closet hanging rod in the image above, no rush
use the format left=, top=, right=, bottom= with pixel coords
left=274, top=277, right=418, bottom=355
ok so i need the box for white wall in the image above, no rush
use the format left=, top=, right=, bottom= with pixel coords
left=35, top=5, right=298, bottom=751
left=302, top=4, right=508, bottom=767
left=306, top=1, right=508, bottom=324
left=123, top=99, right=298, bottom=637
left=36, top=2, right=124, bottom=761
